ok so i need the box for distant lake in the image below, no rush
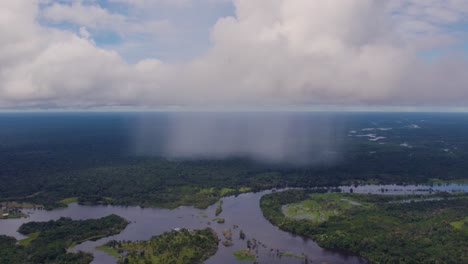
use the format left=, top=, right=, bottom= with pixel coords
left=1, top=183, right=466, bottom=264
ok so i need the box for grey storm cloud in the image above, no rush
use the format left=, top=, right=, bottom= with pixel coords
left=1, top=0, right=468, bottom=109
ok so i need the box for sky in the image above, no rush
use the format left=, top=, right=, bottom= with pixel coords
left=1, top=0, right=468, bottom=110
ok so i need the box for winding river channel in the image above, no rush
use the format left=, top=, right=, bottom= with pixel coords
left=1, top=183, right=467, bottom=264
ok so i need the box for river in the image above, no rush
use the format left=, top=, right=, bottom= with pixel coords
left=0, top=183, right=466, bottom=264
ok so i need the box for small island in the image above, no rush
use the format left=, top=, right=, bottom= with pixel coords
left=98, top=228, right=218, bottom=264
left=212, top=217, right=225, bottom=223
left=0, top=214, right=128, bottom=264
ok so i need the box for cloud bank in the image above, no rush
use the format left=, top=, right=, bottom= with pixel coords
left=1, top=0, right=468, bottom=109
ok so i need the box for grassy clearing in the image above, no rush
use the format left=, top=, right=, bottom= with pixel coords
left=58, top=197, right=78, bottom=204
left=450, top=220, right=464, bottom=229
left=95, top=245, right=120, bottom=258
left=282, top=193, right=366, bottom=223
left=232, top=249, right=256, bottom=261
left=450, top=217, right=467, bottom=231
left=18, top=232, right=39, bottom=246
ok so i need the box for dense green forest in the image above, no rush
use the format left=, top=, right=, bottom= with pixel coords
left=1, top=113, right=468, bottom=263
left=1, top=113, right=468, bottom=209
left=261, top=190, right=468, bottom=263
left=0, top=214, right=128, bottom=264
left=100, top=228, right=218, bottom=264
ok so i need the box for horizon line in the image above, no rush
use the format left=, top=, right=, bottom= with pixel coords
left=2, top=105, right=468, bottom=113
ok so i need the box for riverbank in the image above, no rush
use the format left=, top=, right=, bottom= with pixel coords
left=261, top=190, right=468, bottom=263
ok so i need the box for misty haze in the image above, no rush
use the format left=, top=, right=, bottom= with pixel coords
left=132, top=112, right=342, bottom=165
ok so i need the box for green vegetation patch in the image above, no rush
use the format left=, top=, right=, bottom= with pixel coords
left=450, top=220, right=464, bottom=229
left=450, top=217, right=468, bottom=232
left=239, top=187, right=252, bottom=193
left=215, top=201, right=223, bottom=216
left=213, top=218, right=225, bottom=224
left=58, top=197, right=78, bottom=204
left=222, top=240, right=233, bottom=247
left=102, top=228, right=218, bottom=264
left=220, top=188, right=236, bottom=196
left=261, top=190, right=468, bottom=264
left=18, top=232, right=39, bottom=246
left=95, top=245, right=120, bottom=258
left=278, top=251, right=305, bottom=259
left=198, top=188, right=216, bottom=195
left=233, top=249, right=256, bottom=261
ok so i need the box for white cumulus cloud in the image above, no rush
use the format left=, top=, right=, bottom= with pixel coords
left=1, top=0, right=468, bottom=109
